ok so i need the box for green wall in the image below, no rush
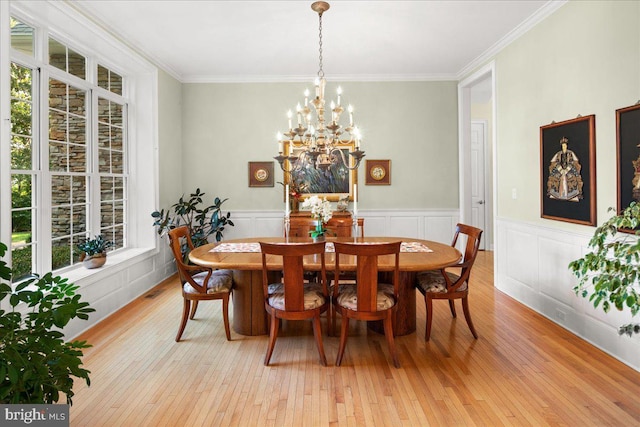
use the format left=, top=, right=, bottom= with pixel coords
left=180, top=81, right=459, bottom=211
left=157, top=69, right=183, bottom=208
left=496, top=0, right=640, bottom=228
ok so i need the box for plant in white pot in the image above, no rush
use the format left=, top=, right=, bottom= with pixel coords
left=76, top=235, right=114, bottom=269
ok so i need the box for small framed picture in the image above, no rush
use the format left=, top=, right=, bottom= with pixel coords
left=248, top=161, right=274, bottom=187
left=616, top=102, right=640, bottom=233
left=540, top=115, right=596, bottom=226
left=365, top=159, right=391, bottom=185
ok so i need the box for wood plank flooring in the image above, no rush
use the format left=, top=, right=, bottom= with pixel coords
left=70, top=251, right=640, bottom=426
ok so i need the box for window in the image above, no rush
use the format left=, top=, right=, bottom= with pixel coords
left=10, top=61, right=36, bottom=281
left=8, top=17, right=129, bottom=280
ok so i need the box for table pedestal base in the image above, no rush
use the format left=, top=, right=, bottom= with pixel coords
left=231, top=270, right=272, bottom=336
left=368, top=271, right=417, bottom=336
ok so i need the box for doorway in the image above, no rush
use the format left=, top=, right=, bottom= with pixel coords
left=458, top=62, right=495, bottom=251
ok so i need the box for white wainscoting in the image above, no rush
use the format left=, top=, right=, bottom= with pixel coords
left=222, top=209, right=460, bottom=243
left=496, top=217, right=640, bottom=372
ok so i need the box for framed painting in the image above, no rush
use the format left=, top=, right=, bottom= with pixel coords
left=365, top=159, right=391, bottom=185
left=616, top=102, right=640, bottom=233
left=283, top=141, right=357, bottom=202
left=540, top=115, right=596, bottom=226
left=248, top=161, right=274, bottom=187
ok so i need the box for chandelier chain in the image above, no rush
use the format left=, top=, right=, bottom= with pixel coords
left=318, top=12, right=324, bottom=78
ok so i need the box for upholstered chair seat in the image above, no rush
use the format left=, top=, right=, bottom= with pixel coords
left=335, top=283, right=395, bottom=311
left=184, top=270, right=233, bottom=295
left=267, top=282, right=326, bottom=310
left=416, top=271, right=467, bottom=294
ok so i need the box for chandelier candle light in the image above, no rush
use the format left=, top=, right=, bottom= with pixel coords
left=274, top=1, right=365, bottom=175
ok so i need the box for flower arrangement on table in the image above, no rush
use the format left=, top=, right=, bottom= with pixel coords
left=300, top=195, right=333, bottom=240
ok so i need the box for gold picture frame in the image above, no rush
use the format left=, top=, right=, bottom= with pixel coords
left=283, top=141, right=357, bottom=202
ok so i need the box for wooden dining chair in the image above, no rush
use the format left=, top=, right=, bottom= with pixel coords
left=259, top=241, right=331, bottom=366
left=168, top=226, right=233, bottom=342
left=415, top=223, right=483, bottom=341
left=332, top=241, right=402, bottom=368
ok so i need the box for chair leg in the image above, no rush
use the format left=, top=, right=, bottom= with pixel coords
left=189, top=300, right=199, bottom=320
left=176, top=298, right=191, bottom=342
left=331, top=303, right=337, bottom=337
left=425, top=295, right=433, bottom=342
left=264, top=311, right=279, bottom=366
left=222, top=294, right=231, bottom=341
left=462, top=296, right=478, bottom=339
left=383, top=314, right=400, bottom=368
left=312, top=315, right=328, bottom=366
left=448, top=299, right=457, bottom=318
left=335, top=315, right=350, bottom=366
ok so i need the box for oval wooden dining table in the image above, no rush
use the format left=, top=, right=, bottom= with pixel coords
left=189, top=236, right=461, bottom=336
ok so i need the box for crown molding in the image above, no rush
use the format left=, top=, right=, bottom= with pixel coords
left=182, top=73, right=458, bottom=84
left=456, top=0, right=567, bottom=80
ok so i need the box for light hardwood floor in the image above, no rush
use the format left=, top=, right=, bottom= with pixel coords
left=70, top=251, right=640, bottom=426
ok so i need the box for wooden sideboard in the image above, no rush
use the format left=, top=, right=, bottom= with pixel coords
left=286, top=211, right=364, bottom=238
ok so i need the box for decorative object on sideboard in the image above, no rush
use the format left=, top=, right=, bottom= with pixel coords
left=365, top=159, right=391, bottom=185
left=76, top=234, right=114, bottom=269
left=540, top=114, right=596, bottom=226
left=336, top=194, right=350, bottom=212
left=274, top=2, right=365, bottom=201
left=569, top=202, right=640, bottom=336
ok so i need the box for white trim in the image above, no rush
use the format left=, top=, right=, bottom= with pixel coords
left=456, top=0, right=568, bottom=80
left=183, top=73, right=459, bottom=84
left=458, top=61, right=497, bottom=260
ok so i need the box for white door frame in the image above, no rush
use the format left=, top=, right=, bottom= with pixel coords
left=458, top=61, right=496, bottom=253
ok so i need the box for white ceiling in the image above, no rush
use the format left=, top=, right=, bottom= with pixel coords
left=71, top=0, right=561, bottom=83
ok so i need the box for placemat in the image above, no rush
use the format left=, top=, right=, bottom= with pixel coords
left=210, top=241, right=433, bottom=253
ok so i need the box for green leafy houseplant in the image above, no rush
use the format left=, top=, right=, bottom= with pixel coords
left=569, top=202, right=640, bottom=336
left=151, top=188, right=235, bottom=247
left=76, top=235, right=114, bottom=258
left=0, top=242, right=95, bottom=404
left=76, top=235, right=114, bottom=269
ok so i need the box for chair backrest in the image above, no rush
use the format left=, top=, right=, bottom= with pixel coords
left=333, top=241, right=401, bottom=313
left=259, top=241, right=328, bottom=311
left=450, top=223, right=483, bottom=285
left=168, top=226, right=208, bottom=292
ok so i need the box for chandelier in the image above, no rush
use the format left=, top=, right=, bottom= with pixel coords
left=274, top=1, right=365, bottom=174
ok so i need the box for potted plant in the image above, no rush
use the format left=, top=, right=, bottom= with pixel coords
left=76, top=235, right=114, bottom=269
left=151, top=188, right=234, bottom=249
left=300, top=195, right=333, bottom=241
left=569, top=201, right=640, bottom=336
left=0, top=241, right=95, bottom=404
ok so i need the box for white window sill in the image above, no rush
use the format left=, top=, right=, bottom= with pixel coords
left=57, top=247, right=157, bottom=286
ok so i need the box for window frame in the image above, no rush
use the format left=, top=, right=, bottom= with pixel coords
left=2, top=1, right=159, bottom=285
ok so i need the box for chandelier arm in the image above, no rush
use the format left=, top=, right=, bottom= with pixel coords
left=332, top=148, right=364, bottom=171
